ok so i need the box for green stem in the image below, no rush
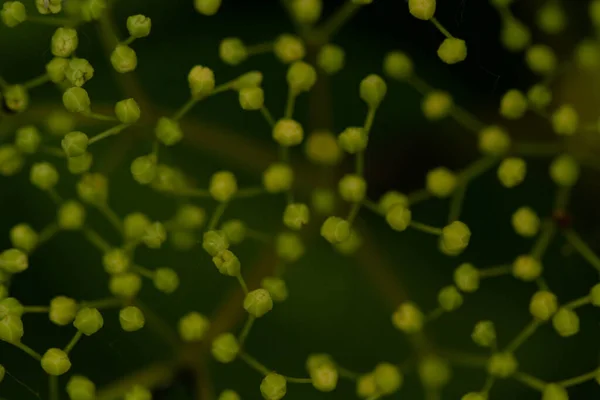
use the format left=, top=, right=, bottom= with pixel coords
left=408, top=189, right=431, bottom=205
left=238, top=315, right=255, bottom=347
left=563, top=229, right=600, bottom=273
left=363, top=107, right=377, bottom=135
left=478, top=265, right=512, bottom=278
left=235, top=272, right=248, bottom=294
left=285, top=90, right=296, bottom=119
left=513, top=372, right=546, bottom=391
left=88, top=124, right=130, bottom=145
left=362, top=198, right=383, bottom=216
left=260, top=107, right=276, bottom=128
left=121, top=36, right=136, bottom=46
left=558, top=368, right=600, bottom=387
left=430, top=17, right=453, bottom=38
left=318, top=1, right=361, bottom=40
left=563, top=295, right=591, bottom=310
left=447, top=182, right=467, bottom=223
left=38, top=223, right=59, bottom=244
left=425, top=306, right=445, bottom=322
left=208, top=202, right=228, bottom=231
left=234, top=187, right=266, bottom=199
left=239, top=352, right=271, bottom=376
left=49, top=375, right=59, bottom=400
left=83, top=111, right=118, bottom=122
left=27, top=15, right=78, bottom=27
left=410, top=221, right=443, bottom=235
left=22, top=306, right=49, bottom=313
left=13, top=342, right=42, bottom=361
left=173, top=97, right=199, bottom=121
left=82, top=228, right=112, bottom=253
left=23, top=74, right=50, bottom=90
left=347, top=202, right=362, bottom=224
left=531, top=221, right=556, bottom=261
left=450, top=105, right=486, bottom=133
left=284, top=376, right=312, bottom=384
left=64, top=330, right=83, bottom=354
left=504, top=319, right=542, bottom=353
left=97, top=203, right=123, bottom=234
left=82, top=297, right=122, bottom=309
left=246, top=42, right=274, bottom=56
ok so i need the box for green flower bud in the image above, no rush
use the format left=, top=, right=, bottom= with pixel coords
left=379, top=191, right=408, bottom=213
left=438, top=285, right=463, bottom=311
left=311, top=188, right=335, bottom=215
left=529, top=290, right=558, bottom=321
left=291, top=0, right=322, bottom=24
left=261, top=277, right=288, bottom=302
left=213, top=250, right=241, bottom=276
left=306, top=354, right=338, bottom=392
left=261, top=373, right=287, bottom=400
left=462, top=393, right=487, bottom=400
left=47, top=110, right=75, bottom=136
left=65, top=58, right=94, bottom=87
left=218, top=390, right=240, bottom=400
left=125, top=385, right=152, bottom=400
left=119, top=306, right=145, bottom=332
left=66, top=375, right=96, bottom=400
left=131, top=154, right=157, bottom=184
left=273, top=118, right=304, bottom=147
left=61, top=131, right=89, bottom=158
left=109, top=273, right=142, bottom=298
left=276, top=232, right=305, bottom=262
left=422, top=90, right=453, bottom=120
left=80, top=0, right=106, bottom=21
left=51, top=27, right=78, bottom=57
left=501, top=19, right=530, bottom=51
left=142, top=222, right=167, bottom=249
left=203, top=230, right=229, bottom=256
left=512, top=255, right=542, bottom=281
left=0, top=298, right=24, bottom=318
left=321, top=216, right=351, bottom=244
left=339, top=174, right=367, bottom=203
left=30, top=162, right=59, bottom=191
left=212, top=333, right=239, bottom=363
left=419, top=356, right=451, bottom=388
left=232, top=71, right=263, bottom=90
left=155, top=117, right=183, bottom=146
left=221, top=219, right=246, bottom=244
left=4, top=85, right=29, bottom=112
left=549, top=155, right=579, bottom=187
left=472, top=320, right=496, bottom=347
left=167, top=231, right=194, bottom=250
left=374, top=362, right=403, bottom=394
left=10, top=224, right=38, bottom=253
left=386, top=203, right=411, bottom=232
left=244, top=288, right=273, bottom=317
left=487, top=352, right=518, bottom=378
left=238, top=86, right=264, bottom=111
left=210, top=171, right=238, bottom=202
left=115, top=98, right=141, bottom=124
left=0, top=314, right=24, bottom=343
left=498, top=157, right=526, bottom=188
left=437, top=38, right=467, bottom=64
left=63, top=87, right=91, bottom=113
left=49, top=296, right=77, bottom=326
left=219, top=37, right=247, bottom=65
left=590, top=283, right=600, bottom=307
left=0, top=145, right=24, bottom=176
left=500, top=89, right=527, bottom=119
left=263, top=163, right=294, bottom=193
left=173, top=204, right=205, bottom=230
left=359, top=74, right=387, bottom=108
left=74, top=307, right=104, bottom=335
left=383, top=51, right=413, bottom=80
left=274, top=34, right=305, bottom=63
left=440, top=221, right=471, bottom=256
left=542, top=384, right=568, bottom=400
left=41, top=348, right=71, bottom=376
left=194, top=0, right=221, bottom=15
left=305, top=130, right=342, bottom=165
left=454, top=263, right=479, bottom=293
left=575, top=40, right=600, bottom=70
left=334, top=228, right=362, bottom=255
left=188, top=65, right=215, bottom=97
left=408, top=0, right=435, bottom=20
left=426, top=167, right=457, bottom=197
left=552, top=105, right=579, bottom=136
left=283, top=203, right=310, bottom=230
left=356, top=373, right=377, bottom=398
left=15, top=125, right=41, bottom=154
left=478, top=125, right=511, bottom=155
left=0, top=248, right=28, bottom=273
left=103, top=249, right=130, bottom=274
left=154, top=268, right=179, bottom=293
left=111, top=45, right=137, bottom=73
left=287, top=61, right=317, bottom=93
left=552, top=308, right=580, bottom=337
left=392, top=302, right=423, bottom=333
left=527, top=84, right=552, bottom=108
left=511, top=207, right=539, bottom=238
left=537, top=3, right=566, bottom=34
left=526, top=44, right=557, bottom=75
left=123, top=213, right=151, bottom=241
left=178, top=311, right=210, bottom=341
left=127, top=14, right=151, bottom=38
left=338, top=127, right=367, bottom=154
left=317, top=44, right=344, bottom=74
left=1, top=1, right=26, bottom=27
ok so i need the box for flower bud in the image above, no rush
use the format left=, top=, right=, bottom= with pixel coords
left=261, top=373, right=287, bottom=400
left=487, top=352, right=518, bottom=378
left=0, top=248, right=28, bottom=273
left=511, top=207, right=539, bottom=237
left=211, top=333, right=239, bottom=363
left=529, top=290, right=558, bottom=321
left=213, top=250, right=241, bottom=276
left=498, top=157, right=526, bottom=188
left=63, top=87, right=91, bottom=113
left=575, top=40, right=600, bottom=70
left=3, top=85, right=29, bottom=112
left=500, top=89, right=527, bottom=119
left=311, top=188, right=335, bottom=215
left=178, top=312, right=209, bottom=341
left=472, top=320, right=496, bottom=347
left=263, top=163, right=294, bottom=193
left=123, top=213, right=151, bottom=241
left=537, top=2, right=566, bottom=34
left=440, top=221, right=471, bottom=256
left=109, top=273, right=142, bottom=298
left=590, top=283, right=600, bottom=307
left=203, top=230, right=229, bottom=256
left=261, top=277, right=288, bottom=302
left=291, top=0, right=322, bottom=24
left=526, top=44, right=557, bottom=75
left=111, top=45, right=137, bottom=73
left=154, top=268, right=179, bottom=293
left=119, top=306, right=145, bottom=332
left=218, top=390, right=240, bottom=400
left=30, top=162, right=59, bottom=190
left=479, top=125, right=511, bottom=155
left=338, top=174, right=366, bottom=203
left=41, top=348, right=71, bottom=376
left=356, top=373, right=377, bottom=398
left=221, top=219, right=246, bottom=244
left=66, top=375, right=96, bottom=400
left=219, top=37, right=247, bottom=65
left=0, top=313, right=24, bottom=343
left=276, top=232, right=305, bottom=262
left=549, top=155, right=579, bottom=187
left=103, top=249, right=130, bottom=275
left=274, top=34, right=305, bottom=63
left=501, top=19, right=530, bottom=51
left=1, top=1, right=26, bottom=27
left=155, top=117, right=183, bottom=146
left=383, top=51, right=413, bottom=80
left=542, top=384, right=569, bottom=400
left=334, top=229, right=362, bottom=255
left=360, top=74, right=387, bottom=108
left=210, top=171, right=238, bottom=202
left=527, top=84, right=552, bottom=109
left=552, top=105, right=578, bottom=136
left=386, top=204, right=411, bottom=232
left=125, top=385, right=152, bottom=400
left=419, top=356, right=451, bottom=388
left=115, top=98, right=141, bottom=124
left=422, top=91, right=453, bottom=120
left=46, top=110, right=75, bottom=136
left=68, top=152, right=93, bottom=175
left=188, top=65, right=215, bottom=97
left=426, top=167, right=456, bottom=197
left=51, top=27, right=78, bottom=57
left=552, top=308, right=580, bottom=337
left=0, top=297, right=24, bottom=318
left=437, top=38, right=467, bottom=64
left=453, top=263, right=479, bottom=293
left=287, top=61, right=317, bottom=93
left=306, top=354, right=338, bottom=392
left=392, top=302, right=423, bottom=333
left=0, top=364, right=4, bottom=383
left=49, top=296, right=77, bottom=326
left=62, top=131, right=89, bottom=158
left=512, top=255, right=542, bottom=281
left=142, top=222, right=167, bottom=249
left=194, top=0, right=221, bottom=15
left=239, top=87, right=264, bottom=111
left=244, top=288, right=273, bottom=317
left=408, top=0, right=435, bottom=20
left=74, top=307, right=104, bottom=335
left=374, top=362, right=403, bottom=394
left=283, top=203, right=310, bottom=230
left=438, top=285, right=463, bottom=311
left=65, top=58, right=94, bottom=87
left=127, top=14, right=151, bottom=38
left=462, top=393, right=487, bottom=400
left=10, top=224, right=38, bottom=253
left=273, top=119, right=304, bottom=147
left=131, top=154, right=157, bottom=184
left=232, top=71, right=263, bottom=90
left=317, top=44, right=344, bottom=74
left=15, top=125, right=41, bottom=154
left=79, top=0, right=107, bottom=21
left=321, top=217, right=351, bottom=244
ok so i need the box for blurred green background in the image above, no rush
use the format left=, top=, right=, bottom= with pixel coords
left=1, top=0, right=600, bottom=399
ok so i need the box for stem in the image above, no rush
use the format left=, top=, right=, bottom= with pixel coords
left=234, top=187, right=266, bottom=199
left=64, top=330, right=83, bottom=354
left=173, top=97, right=199, bottom=121
left=23, top=74, right=50, bottom=90
left=49, top=375, right=59, bottom=400
left=363, top=107, right=377, bottom=135
left=208, top=202, right=228, bottom=231
left=513, top=372, right=546, bottom=391
left=83, top=111, right=118, bottom=122
left=318, top=1, right=361, bottom=40
left=558, top=368, right=600, bottom=387
left=284, top=376, right=312, bottom=384
left=238, top=315, right=255, bottom=347
left=82, top=297, right=122, bottom=309
left=22, top=306, right=50, bottom=313
left=347, top=202, right=362, bottom=224
left=563, top=295, right=591, bottom=310
left=563, top=229, right=600, bottom=273
left=450, top=105, right=486, bottom=133
left=447, top=182, right=467, bottom=223
left=425, top=307, right=445, bottom=322
left=239, top=352, right=271, bottom=376
left=121, top=36, right=136, bottom=46
left=38, top=223, right=59, bottom=244
left=410, top=221, right=443, bottom=235
left=285, top=90, right=296, bottom=119
left=246, top=42, right=274, bottom=56
left=408, top=189, right=431, bottom=205
left=13, top=342, right=42, bottom=361
left=504, top=319, right=542, bottom=353
left=260, top=107, right=276, bottom=128
left=531, top=221, right=556, bottom=260
left=235, top=272, right=249, bottom=294
left=478, top=265, right=512, bottom=278
left=27, top=16, right=78, bottom=27
left=362, top=198, right=383, bottom=216
left=97, top=203, right=123, bottom=234
left=88, top=124, right=130, bottom=145
left=83, top=228, right=112, bottom=253
left=430, top=17, right=453, bottom=38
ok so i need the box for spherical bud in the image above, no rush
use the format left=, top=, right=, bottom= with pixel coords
left=526, top=45, right=557, bottom=75
left=74, top=307, right=104, bottom=336
left=461, top=393, right=487, bottom=400
left=478, top=125, right=511, bottom=155
left=501, top=19, right=531, bottom=52
left=170, top=230, right=196, bottom=251
left=30, top=162, right=59, bottom=191
left=79, top=0, right=107, bottom=21
left=68, top=152, right=93, bottom=175
left=311, top=188, right=335, bottom=215
left=49, top=296, right=77, bottom=326
left=111, top=45, right=137, bottom=73
left=338, top=127, right=367, bottom=154
left=188, top=65, right=215, bottom=97
left=418, top=356, right=451, bottom=388
left=103, top=249, right=130, bottom=274
left=0, top=314, right=24, bottom=343
left=383, top=51, right=413, bottom=80
left=317, top=44, right=345, bottom=74
left=591, top=283, right=600, bottom=307
left=261, top=277, right=288, bottom=302
left=3, top=85, right=29, bottom=112
left=221, top=219, right=246, bottom=244
left=63, top=87, right=91, bottom=113
left=261, top=373, right=287, bottom=400
left=386, top=203, right=411, bottom=232
left=232, top=71, right=263, bottom=90
left=274, top=34, right=305, bottom=63
left=51, top=27, right=78, bottom=57
left=263, top=163, right=294, bottom=193
left=210, top=171, right=238, bottom=202
left=155, top=117, right=183, bottom=146
left=203, top=230, right=229, bottom=256
left=529, top=290, right=558, bottom=321
left=374, top=362, right=403, bottom=394
left=549, top=155, right=579, bottom=187
left=109, top=273, right=142, bottom=298
left=10, top=224, right=38, bottom=253
left=305, top=130, right=341, bottom=165
left=239, top=87, right=264, bottom=111
left=356, top=373, right=377, bottom=398
left=321, top=216, right=351, bottom=244
left=283, top=203, right=310, bottom=230
left=213, top=250, right=241, bottom=276
left=61, top=131, right=89, bottom=158
left=124, top=212, right=151, bottom=241
left=511, top=207, right=539, bottom=238
left=379, top=191, right=408, bottom=213
left=218, top=390, right=240, bottom=400
left=422, top=91, right=453, bottom=120
left=1, top=1, right=26, bottom=27
left=408, top=0, right=435, bottom=20
left=542, top=384, right=569, bottom=400
left=15, top=125, right=41, bottom=154
left=219, top=37, right=247, bottom=65
left=438, top=285, right=463, bottom=311
left=453, top=263, right=479, bottom=293
left=500, top=89, right=527, bottom=119
left=437, top=38, right=467, bottom=64
left=194, top=0, right=221, bottom=15
left=360, top=74, right=387, bottom=108
left=142, top=222, right=167, bottom=249
left=440, top=221, right=471, bottom=256
left=244, top=288, right=273, bottom=317
left=65, top=58, right=94, bottom=87
left=575, top=40, right=600, bottom=70
left=276, top=232, right=305, bottom=262
left=115, top=98, right=141, bottom=124
left=552, top=308, right=580, bottom=337
left=0, top=248, right=28, bottom=273
left=119, top=306, right=145, bottom=332
left=46, top=110, right=75, bottom=136
left=291, top=0, right=322, bottom=24
left=0, top=297, right=24, bottom=318
left=211, top=333, right=239, bottom=363
left=154, top=268, right=179, bottom=294
left=426, top=167, right=457, bottom=197
left=130, top=154, right=157, bottom=185
left=66, top=375, right=96, bottom=400
left=537, top=3, right=566, bottom=34
left=178, top=311, right=210, bottom=341
left=392, top=302, right=423, bottom=333
left=307, top=357, right=338, bottom=392
left=512, top=255, right=542, bottom=281
left=334, top=229, right=362, bottom=255
left=338, top=174, right=366, bottom=203
left=498, top=157, right=526, bottom=188
left=127, top=14, right=151, bottom=38
left=552, top=105, right=579, bottom=136
left=287, top=61, right=317, bottom=93
left=41, top=348, right=71, bottom=376
left=487, top=352, right=518, bottom=378
left=527, top=84, right=552, bottom=109
left=273, top=119, right=304, bottom=147
left=125, top=385, right=152, bottom=400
